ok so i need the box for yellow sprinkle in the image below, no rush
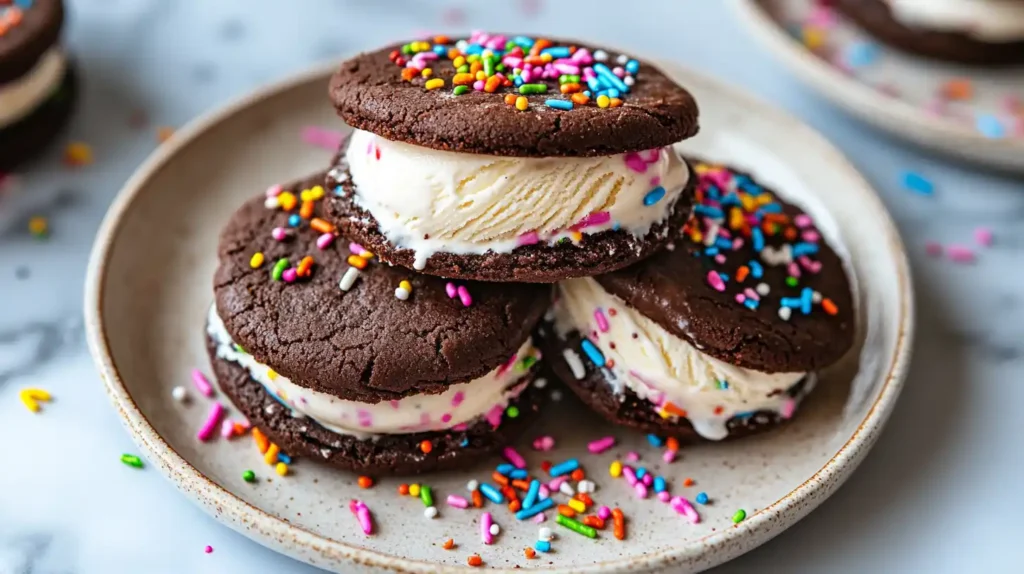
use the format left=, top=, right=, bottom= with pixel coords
left=515, top=96, right=529, bottom=111
left=475, top=70, right=486, bottom=81
left=399, top=280, right=412, bottom=292
left=300, top=189, right=312, bottom=202
left=570, top=231, right=583, bottom=243
left=597, top=95, right=611, bottom=109
left=64, top=142, right=94, bottom=166
left=421, top=68, right=433, bottom=78
left=359, top=250, right=375, bottom=260
left=802, top=27, right=826, bottom=50
left=278, top=192, right=297, bottom=211
left=467, top=54, right=480, bottom=63
left=424, top=78, right=445, bottom=90
left=264, top=443, right=280, bottom=465
left=266, top=369, right=277, bottom=381
left=609, top=460, right=623, bottom=478
left=19, top=388, right=51, bottom=413
left=567, top=498, right=586, bottom=513
left=309, top=185, right=325, bottom=200
left=658, top=409, right=672, bottom=419
left=250, top=252, right=265, bottom=269
left=275, top=462, right=288, bottom=476
left=409, top=483, right=421, bottom=497
left=28, top=216, right=48, bottom=237
left=482, top=49, right=494, bottom=58
left=453, top=56, right=466, bottom=68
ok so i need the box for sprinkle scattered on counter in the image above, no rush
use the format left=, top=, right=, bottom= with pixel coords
left=28, top=216, right=48, bottom=238
left=204, top=545, right=213, bottom=554
left=156, top=126, right=175, bottom=143
left=901, top=171, right=934, bottom=195
left=19, top=388, right=51, bottom=413
left=63, top=142, right=94, bottom=167
left=120, top=454, right=144, bottom=468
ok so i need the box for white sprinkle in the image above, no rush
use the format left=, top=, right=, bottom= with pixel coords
left=533, top=377, right=548, bottom=389
left=424, top=506, right=438, bottom=519
left=539, top=527, right=553, bottom=541
left=489, top=523, right=500, bottom=536
left=394, top=287, right=410, bottom=300
left=578, top=480, right=595, bottom=494
left=562, top=349, right=586, bottom=380
left=778, top=307, right=792, bottom=321
left=624, top=75, right=635, bottom=86
left=756, top=283, right=770, bottom=296
left=812, top=291, right=823, bottom=304
left=551, top=390, right=563, bottom=402
left=616, top=54, right=629, bottom=65
left=559, top=482, right=575, bottom=497
left=171, top=386, right=188, bottom=401
left=467, top=480, right=479, bottom=492
left=263, top=196, right=280, bottom=209
left=593, top=50, right=609, bottom=62
left=339, top=267, right=361, bottom=291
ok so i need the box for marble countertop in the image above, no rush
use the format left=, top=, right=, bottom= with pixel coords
left=2, top=1, right=1022, bottom=572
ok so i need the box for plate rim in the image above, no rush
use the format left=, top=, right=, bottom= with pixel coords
left=729, top=0, right=1024, bottom=172
left=84, top=59, right=915, bottom=573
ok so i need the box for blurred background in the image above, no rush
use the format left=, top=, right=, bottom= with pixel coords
left=1, top=1, right=1021, bottom=572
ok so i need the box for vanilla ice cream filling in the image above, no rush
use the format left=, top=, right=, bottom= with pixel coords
left=342, top=129, right=691, bottom=270
left=0, top=48, right=67, bottom=128
left=556, top=278, right=812, bottom=441
left=208, top=305, right=536, bottom=439
left=885, top=0, right=1024, bottom=41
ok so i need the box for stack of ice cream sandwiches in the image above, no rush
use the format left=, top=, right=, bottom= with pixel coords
left=0, top=0, right=76, bottom=170
left=205, top=32, right=856, bottom=475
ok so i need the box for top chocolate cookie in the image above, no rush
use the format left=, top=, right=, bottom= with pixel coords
left=0, top=0, right=63, bottom=83
left=329, top=33, right=700, bottom=157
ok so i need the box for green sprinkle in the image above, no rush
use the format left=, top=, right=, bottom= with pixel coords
left=483, top=58, right=495, bottom=77
left=457, top=64, right=469, bottom=73
left=420, top=485, right=434, bottom=507
left=506, top=406, right=520, bottom=419
left=505, top=41, right=516, bottom=51
left=272, top=258, right=289, bottom=281
left=401, top=44, right=413, bottom=55
left=566, top=74, right=581, bottom=83
left=732, top=509, right=747, bottom=524
left=453, top=85, right=470, bottom=96
left=519, top=83, right=548, bottom=95
left=496, top=63, right=506, bottom=72
left=556, top=514, right=597, bottom=538
left=467, top=54, right=480, bottom=63
left=233, top=343, right=247, bottom=354
left=120, top=454, right=144, bottom=468
left=518, top=356, right=537, bottom=371
left=242, top=470, right=256, bottom=482
left=785, top=276, right=798, bottom=287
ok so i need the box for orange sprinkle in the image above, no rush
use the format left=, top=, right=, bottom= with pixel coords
left=570, top=93, right=590, bottom=105
left=666, top=437, right=680, bottom=452
left=157, top=126, right=175, bottom=143
left=398, top=483, right=410, bottom=495
left=252, top=428, right=270, bottom=454
left=662, top=402, right=688, bottom=417
left=683, top=478, right=695, bottom=487
left=442, top=538, right=455, bottom=550
left=401, top=68, right=417, bottom=81
left=822, top=298, right=839, bottom=316
left=357, top=475, right=374, bottom=489
left=576, top=493, right=594, bottom=506
left=299, top=200, right=314, bottom=219
left=232, top=422, right=246, bottom=436
left=492, top=472, right=510, bottom=486
left=472, top=489, right=483, bottom=508
left=736, top=266, right=750, bottom=283
left=560, top=83, right=582, bottom=94
left=447, top=48, right=460, bottom=59
left=570, top=468, right=585, bottom=482
left=347, top=255, right=368, bottom=270
left=942, top=78, right=973, bottom=101
left=264, top=443, right=279, bottom=466
left=714, top=406, right=724, bottom=415
left=612, top=508, right=626, bottom=540
left=523, top=55, right=547, bottom=66
left=277, top=192, right=297, bottom=211
left=509, top=500, right=521, bottom=512
left=530, top=39, right=552, bottom=55
left=484, top=76, right=502, bottom=93
left=501, top=485, right=518, bottom=502
left=784, top=227, right=798, bottom=241
left=419, top=440, right=433, bottom=454
left=454, top=73, right=476, bottom=86
left=434, top=35, right=451, bottom=44
left=310, top=217, right=336, bottom=234
left=467, top=554, right=483, bottom=567
left=558, top=504, right=576, bottom=518
left=296, top=256, right=314, bottom=277
left=469, top=61, right=483, bottom=74
left=609, top=98, right=623, bottom=107
left=511, top=479, right=531, bottom=491
left=524, top=547, right=536, bottom=559
left=583, top=515, right=605, bottom=529
left=504, top=93, right=517, bottom=105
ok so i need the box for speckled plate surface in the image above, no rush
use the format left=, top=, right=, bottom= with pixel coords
left=732, top=0, right=1024, bottom=173
left=85, top=59, right=912, bottom=573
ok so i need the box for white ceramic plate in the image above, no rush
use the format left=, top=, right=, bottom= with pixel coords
left=731, top=0, right=1024, bottom=173
left=85, top=60, right=913, bottom=573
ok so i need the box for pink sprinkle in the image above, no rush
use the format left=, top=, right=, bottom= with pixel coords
left=641, top=473, right=653, bottom=487
left=625, top=451, right=639, bottom=462
left=539, top=485, right=550, bottom=499
left=802, top=230, right=820, bottom=242
left=787, top=262, right=802, bottom=278
left=582, top=67, right=597, bottom=81
left=191, top=369, right=213, bottom=397
left=597, top=506, right=612, bottom=520
left=553, top=63, right=580, bottom=75
left=204, top=545, right=213, bottom=554
left=612, top=66, right=626, bottom=78
left=594, top=309, right=610, bottom=333
left=196, top=402, right=224, bottom=442
left=445, top=282, right=458, bottom=299
left=671, top=497, right=700, bottom=524
left=350, top=500, right=374, bottom=535
left=451, top=391, right=465, bottom=407
left=781, top=398, right=797, bottom=420
left=735, top=293, right=746, bottom=305
left=794, top=214, right=814, bottom=228
left=348, top=242, right=365, bottom=254
left=946, top=245, right=976, bottom=263
left=624, top=153, right=648, bottom=173
left=662, top=449, right=676, bottom=464
left=925, top=242, right=943, bottom=256
left=799, top=256, right=822, bottom=274
left=265, top=184, right=282, bottom=198
left=271, top=227, right=288, bottom=241
left=457, top=285, right=473, bottom=307
left=533, top=512, right=546, bottom=523
left=744, top=288, right=760, bottom=301
left=504, top=57, right=523, bottom=69
left=503, top=446, right=527, bottom=469
left=650, top=176, right=661, bottom=187
left=587, top=436, right=616, bottom=454
left=714, top=254, right=727, bottom=264
left=300, top=126, right=347, bottom=152
left=517, top=231, right=539, bottom=246
left=622, top=466, right=637, bottom=486
left=481, top=512, right=494, bottom=544
left=634, top=482, right=648, bottom=499
left=520, top=69, right=533, bottom=83
left=657, top=491, right=671, bottom=502
left=485, top=404, right=504, bottom=427
left=389, top=400, right=400, bottom=409
left=441, top=413, right=452, bottom=423
left=219, top=419, right=234, bottom=439
left=473, top=79, right=485, bottom=91
left=447, top=494, right=469, bottom=509
left=548, top=476, right=568, bottom=491
left=706, top=271, right=726, bottom=292
left=532, top=435, right=555, bottom=451
left=807, top=5, right=836, bottom=27
left=316, top=233, right=335, bottom=250
left=575, top=211, right=611, bottom=229
left=282, top=268, right=298, bottom=283
left=974, top=227, right=994, bottom=247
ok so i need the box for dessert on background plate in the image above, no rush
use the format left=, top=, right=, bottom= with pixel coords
left=325, top=34, right=699, bottom=282
left=542, top=160, right=855, bottom=441
left=0, top=0, right=76, bottom=170
left=208, top=173, right=552, bottom=475
left=833, top=0, right=1024, bottom=65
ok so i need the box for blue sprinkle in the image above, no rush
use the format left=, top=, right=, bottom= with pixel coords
left=586, top=77, right=602, bottom=93
left=845, top=41, right=880, bottom=68
left=516, top=497, right=554, bottom=520
left=736, top=411, right=756, bottom=420
left=721, top=192, right=740, bottom=206
left=749, top=260, right=764, bottom=278
left=801, top=287, right=814, bottom=315
left=715, top=237, right=733, bottom=250
left=704, top=247, right=719, bottom=256
left=707, top=186, right=721, bottom=200
left=535, top=540, right=552, bottom=553
left=611, top=222, right=621, bottom=231
left=694, top=205, right=724, bottom=219
left=695, top=492, right=709, bottom=505
left=653, top=476, right=666, bottom=493
left=646, top=434, right=664, bottom=447
left=541, top=46, right=571, bottom=58
left=901, top=171, right=934, bottom=195
left=635, top=467, right=647, bottom=480
left=545, top=99, right=573, bottom=111
left=333, top=185, right=345, bottom=196
left=977, top=114, right=1007, bottom=139
left=277, top=453, right=292, bottom=464
left=514, top=76, right=525, bottom=87
left=719, top=273, right=729, bottom=281
left=580, top=339, right=605, bottom=368
left=522, top=479, right=541, bottom=510
left=792, top=242, right=819, bottom=256
left=717, top=380, right=729, bottom=390
left=465, top=43, right=484, bottom=55
left=607, top=88, right=621, bottom=99
left=14, top=0, right=33, bottom=8
left=509, top=469, right=529, bottom=480
left=549, top=459, right=579, bottom=477
left=287, top=214, right=301, bottom=227
left=593, top=63, right=629, bottom=93
left=743, top=298, right=759, bottom=310
left=643, top=186, right=666, bottom=206
left=479, top=483, right=505, bottom=504
left=432, top=44, right=448, bottom=55
left=751, top=228, right=765, bottom=252
left=460, top=438, right=470, bottom=447
left=512, top=36, right=535, bottom=48
left=758, top=203, right=783, bottom=214
left=625, top=59, right=640, bottom=74
left=496, top=463, right=515, bottom=476
left=780, top=297, right=801, bottom=309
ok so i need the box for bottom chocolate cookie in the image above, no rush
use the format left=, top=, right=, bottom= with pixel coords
left=208, top=335, right=548, bottom=475
left=538, top=325, right=813, bottom=442
left=0, top=63, right=77, bottom=171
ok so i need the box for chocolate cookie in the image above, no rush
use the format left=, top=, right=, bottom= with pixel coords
left=325, top=154, right=696, bottom=283
left=0, top=0, right=64, bottom=83
left=208, top=335, right=548, bottom=475
left=329, top=34, right=699, bottom=157
left=541, top=160, right=854, bottom=441
left=214, top=173, right=552, bottom=403
left=833, top=0, right=1024, bottom=65
left=0, top=61, right=75, bottom=171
